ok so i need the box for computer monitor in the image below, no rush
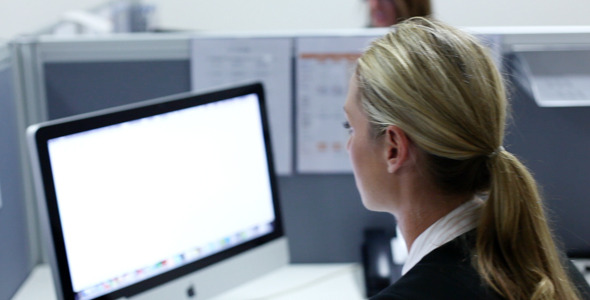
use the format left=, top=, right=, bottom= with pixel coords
left=27, top=82, right=289, bottom=300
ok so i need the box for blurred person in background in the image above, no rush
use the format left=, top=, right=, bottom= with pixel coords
left=367, top=0, right=431, bottom=27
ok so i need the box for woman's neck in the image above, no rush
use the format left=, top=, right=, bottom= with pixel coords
left=393, top=192, right=471, bottom=251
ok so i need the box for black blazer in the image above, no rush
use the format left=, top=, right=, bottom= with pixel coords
left=371, top=231, right=590, bottom=300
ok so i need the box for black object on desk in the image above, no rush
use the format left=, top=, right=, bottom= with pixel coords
left=362, top=228, right=402, bottom=297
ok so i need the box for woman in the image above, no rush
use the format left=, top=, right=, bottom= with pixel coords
left=344, top=17, right=590, bottom=299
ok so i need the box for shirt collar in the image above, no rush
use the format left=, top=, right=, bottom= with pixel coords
left=401, top=196, right=483, bottom=275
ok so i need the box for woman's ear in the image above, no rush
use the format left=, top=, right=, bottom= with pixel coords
left=384, top=125, right=412, bottom=173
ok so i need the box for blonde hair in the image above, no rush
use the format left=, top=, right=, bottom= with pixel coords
left=356, top=17, right=581, bottom=300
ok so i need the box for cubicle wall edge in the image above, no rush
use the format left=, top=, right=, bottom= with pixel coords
left=12, top=36, right=49, bottom=125
left=502, top=31, right=590, bottom=55
left=9, top=38, right=48, bottom=266
left=0, top=42, right=35, bottom=299
left=37, top=33, right=192, bottom=63
left=34, top=26, right=590, bottom=64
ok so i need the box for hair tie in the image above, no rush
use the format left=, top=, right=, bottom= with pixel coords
left=488, top=146, right=505, bottom=158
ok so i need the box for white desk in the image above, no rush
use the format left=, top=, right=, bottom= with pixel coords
left=13, top=261, right=590, bottom=300
left=12, top=263, right=367, bottom=300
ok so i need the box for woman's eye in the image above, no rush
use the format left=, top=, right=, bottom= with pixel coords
left=343, top=121, right=353, bottom=134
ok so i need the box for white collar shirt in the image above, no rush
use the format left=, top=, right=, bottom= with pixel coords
left=401, top=197, right=483, bottom=275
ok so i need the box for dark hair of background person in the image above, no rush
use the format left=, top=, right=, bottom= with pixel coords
left=367, top=0, right=431, bottom=27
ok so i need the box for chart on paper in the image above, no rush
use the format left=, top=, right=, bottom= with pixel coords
left=296, top=36, right=377, bottom=173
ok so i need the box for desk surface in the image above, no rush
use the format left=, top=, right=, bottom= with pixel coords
left=12, top=263, right=367, bottom=300
left=13, top=261, right=590, bottom=300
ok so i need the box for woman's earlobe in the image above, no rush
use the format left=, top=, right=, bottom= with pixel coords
left=387, top=160, right=397, bottom=173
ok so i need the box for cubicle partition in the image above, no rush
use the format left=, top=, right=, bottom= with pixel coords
left=0, top=42, right=34, bottom=300
left=505, top=66, right=590, bottom=256
left=12, top=30, right=399, bottom=265
left=39, top=35, right=192, bottom=119
left=501, top=30, right=590, bottom=256
left=10, top=28, right=590, bottom=272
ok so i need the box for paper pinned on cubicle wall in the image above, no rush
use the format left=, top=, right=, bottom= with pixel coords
left=296, top=36, right=378, bottom=174
left=532, top=76, right=590, bottom=106
left=515, top=49, right=590, bottom=107
left=191, top=38, right=293, bottom=175
left=0, top=181, right=3, bottom=210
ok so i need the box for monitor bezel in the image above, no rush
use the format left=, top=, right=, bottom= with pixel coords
left=28, top=82, right=285, bottom=300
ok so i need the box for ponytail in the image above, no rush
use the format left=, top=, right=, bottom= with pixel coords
left=477, top=150, right=580, bottom=300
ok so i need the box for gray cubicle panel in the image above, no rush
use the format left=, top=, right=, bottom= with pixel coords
left=0, top=44, right=33, bottom=299
left=505, top=53, right=590, bottom=257
left=33, top=34, right=395, bottom=264
left=37, top=35, right=192, bottom=119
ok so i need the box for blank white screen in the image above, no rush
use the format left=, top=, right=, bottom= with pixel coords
left=47, top=94, right=275, bottom=292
